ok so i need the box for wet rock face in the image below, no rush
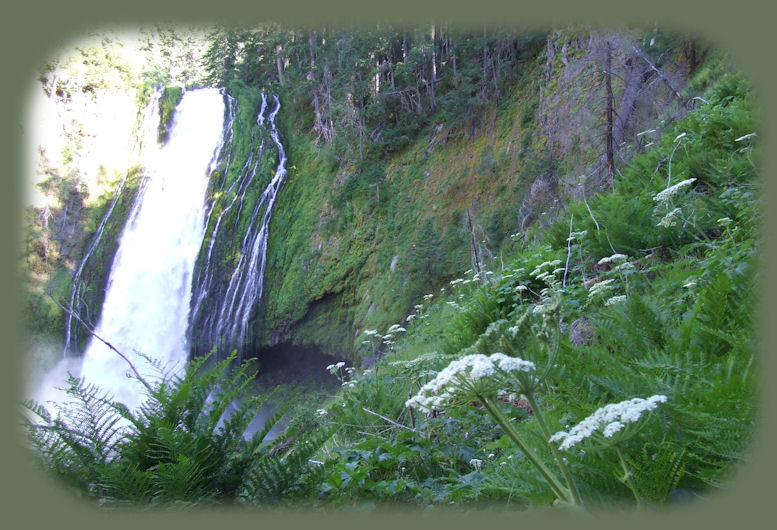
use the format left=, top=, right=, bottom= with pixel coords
left=570, top=316, right=597, bottom=347
left=253, top=342, right=342, bottom=388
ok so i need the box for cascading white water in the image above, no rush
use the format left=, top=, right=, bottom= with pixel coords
left=78, top=88, right=225, bottom=410
left=188, top=93, right=289, bottom=361
left=62, top=86, right=164, bottom=356
left=216, top=95, right=287, bottom=354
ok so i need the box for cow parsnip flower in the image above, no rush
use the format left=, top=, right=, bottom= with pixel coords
left=658, top=207, right=683, bottom=228
left=406, top=353, right=536, bottom=413
left=653, top=178, right=696, bottom=204
left=550, top=395, right=667, bottom=450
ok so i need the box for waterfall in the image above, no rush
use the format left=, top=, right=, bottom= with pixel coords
left=217, top=95, right=287, bottom=355
left=78, top=88, right=225, bottom=410
left=188, top=93, right=289, bottom=362
left=62, top=86, right=164, bottom=357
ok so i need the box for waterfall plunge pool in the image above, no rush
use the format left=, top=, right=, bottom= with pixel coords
left=223, top=343, right=346, bottom=441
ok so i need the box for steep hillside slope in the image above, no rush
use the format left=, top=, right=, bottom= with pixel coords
left=254, top=28, right=719, bottom=360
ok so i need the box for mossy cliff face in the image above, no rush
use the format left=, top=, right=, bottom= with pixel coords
left=251, top=29, right=706, bottom=362
left=29, top=28, right=714, bottom=366
left=157, top=86, right=184, bottom=144
left=188, top=81, right=280, bottom=359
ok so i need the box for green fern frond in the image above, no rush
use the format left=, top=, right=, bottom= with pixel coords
left=238, top=425, right=334, bottom=504
left=595, top=293, right=669, bottom=360
left=629, top=442, right=686, bottom=504
left=95, top=462, right=155, bottom=504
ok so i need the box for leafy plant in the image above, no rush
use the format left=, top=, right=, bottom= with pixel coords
left=23, top=352, right=330, bottom=506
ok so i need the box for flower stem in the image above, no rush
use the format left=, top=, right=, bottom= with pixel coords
left=480, top=395, right=574, bottom=504
left=614, top=443, right=643, bottom=509
left=524, top=391, right=583, bottom=506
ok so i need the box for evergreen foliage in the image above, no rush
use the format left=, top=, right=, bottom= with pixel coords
left=23, top=353, right=330, bottom=506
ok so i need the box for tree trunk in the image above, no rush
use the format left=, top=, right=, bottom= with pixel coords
left=604, top=40, right=615, bottom=187
left=431, top=24, right=438, bottom=80
left=467, top=210, right=483, bottom=278
left=483, top=26, right=488, bottom=83
left=613, top=53, right=649, bottom=147
left=306, top=32, right=316, bottom=82
left=276, top=44, right=285, bottom=86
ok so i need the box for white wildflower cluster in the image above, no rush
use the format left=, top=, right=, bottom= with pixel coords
left=386, top=324, right=407, bottom=334
left=317, top=408, right=328, bottom=416
left=653, top=178, right=696, bottom=204
left=530, top=259, right=563, bottom=290
left=329, top=362, right=373, bottom=389
left=361, top=330, right=381, bottom=349
left=388, top=352, right=444, bottom=369
left=450, top=277, right=474, bottom=288
left=567, top=230, right=588, bottom=243
left=531, top=259, right=562, bottom=278
left=597, top=253, right=627, bottom=266
left=326, top=361, right=346, bottom=373
left=362, top=322, right=410, bottom=355
left=423, top=294, right=434, bottom=301
left=611, top=262, right=635, bottom=274
left=405, top=353, right=536, bottom=413
left=326, top=361, right=352, bottom=384
left=604, top=295, right=627, bottom=306
left=587, top=279, right=616, bottom=298
left=549, top=395, right=668, bottom=450
left=657, top=207, right=683, bottom=228
left=405, top=301, right=431, bottom=326
left=532, top=303, right=554, bottom=315
left=469, top=459, right=483, bottom=471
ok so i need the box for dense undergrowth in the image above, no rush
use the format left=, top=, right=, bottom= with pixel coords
left=23, top=72, right=758, bottom=511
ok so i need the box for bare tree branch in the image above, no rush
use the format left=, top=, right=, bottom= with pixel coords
left=47, top=293, right=153, bottom=393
